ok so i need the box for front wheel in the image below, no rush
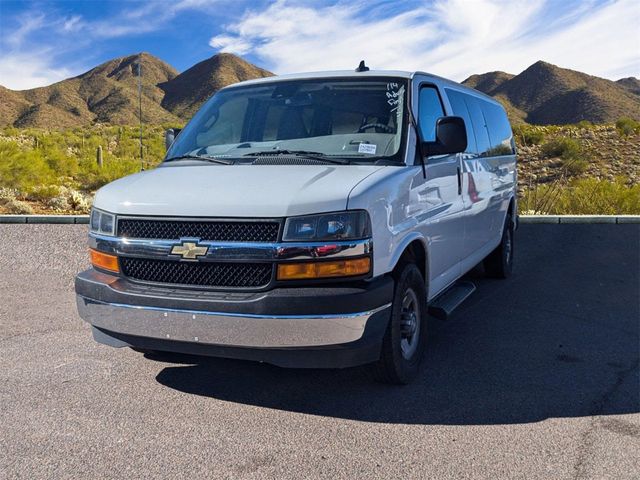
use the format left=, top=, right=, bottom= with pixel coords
left=484, top=214, right=514, bottom=278
left=372, top=263, right=428, bottom=384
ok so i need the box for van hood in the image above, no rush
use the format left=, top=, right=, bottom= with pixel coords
left=93, top=164, right=386, bottom=218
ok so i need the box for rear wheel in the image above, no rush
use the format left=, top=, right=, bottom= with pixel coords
left=484, top=213, right=514, bottom=278
left=372, top=263, right=428, bottom=384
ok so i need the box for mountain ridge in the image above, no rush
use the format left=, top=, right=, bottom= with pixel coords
left=1, top=54, right=637, bottom=128
left=462, top=60, right=640, bottom=124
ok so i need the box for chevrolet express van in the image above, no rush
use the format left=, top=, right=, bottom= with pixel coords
left=76, top=65, right=517, bottom=384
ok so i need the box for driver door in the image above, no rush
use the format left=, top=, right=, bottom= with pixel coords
left=411, top=84, right=465, bottom=297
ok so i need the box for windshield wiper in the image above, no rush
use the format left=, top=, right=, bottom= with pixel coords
left=243, top=150, right=349, bottom=164
left=164, top=154, right=234, bottom=165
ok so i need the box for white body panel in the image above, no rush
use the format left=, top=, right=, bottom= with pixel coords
left=94, top=164, right=384, bottom=218
left=93, top=69, right=516, bottom=302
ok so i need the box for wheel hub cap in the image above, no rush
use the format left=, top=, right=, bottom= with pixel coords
left=399, top=288, right=420, bottom=359
left=400, top=311, right=417, bottom=337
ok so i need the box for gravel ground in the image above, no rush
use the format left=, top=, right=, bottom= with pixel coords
left=1, top=224, right=638, bottom=479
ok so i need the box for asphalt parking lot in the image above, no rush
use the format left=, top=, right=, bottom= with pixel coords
left=1, top=223, right=638, bottom=479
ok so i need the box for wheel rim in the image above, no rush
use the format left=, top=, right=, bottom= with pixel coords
left=399, top=287, right=420, bottom=360
left=504, top=228, right=513, bottom=266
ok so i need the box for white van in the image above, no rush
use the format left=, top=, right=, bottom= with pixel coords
left=76, top=64, right=517, bottom=384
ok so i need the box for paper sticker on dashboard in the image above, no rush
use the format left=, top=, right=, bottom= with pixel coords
left=358, top=143, right=377, bottom=154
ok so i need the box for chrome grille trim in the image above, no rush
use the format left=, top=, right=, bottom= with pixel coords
left=90, top=234, right=372, bottom=262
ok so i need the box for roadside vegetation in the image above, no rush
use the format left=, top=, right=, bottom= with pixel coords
left=0, top=120, right=638, bottom=215
left=515, top=121, right=639, bottom=214
left=0, top=125, right=173, bottom=214
left=520, top=178, right=640, bottom=215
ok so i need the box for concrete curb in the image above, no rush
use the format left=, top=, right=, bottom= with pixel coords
left=0, top=215, right=89, bottom=224
left=0, top=215, right=638, bottom=225
left=519, top=215, right=639, bottom=224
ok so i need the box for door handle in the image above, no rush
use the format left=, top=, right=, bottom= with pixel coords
left=456, top=166, right=462, bottom=195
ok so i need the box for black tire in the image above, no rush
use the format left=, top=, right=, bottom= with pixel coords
left=372, top=263, right=428, bottom=384
left=484, top=213, right=514, bottom=279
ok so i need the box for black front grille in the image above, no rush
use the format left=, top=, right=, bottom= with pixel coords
left=120, top=258, right=273, bottom=288
left=117, top=219, right=280, bottom=242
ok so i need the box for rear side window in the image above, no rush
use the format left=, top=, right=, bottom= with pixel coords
left=480, top=102, right=514, bottom=155
left=418, top=86, right=444, bottom=142
left=463, top=96, right=492, bottom=157
left=444, top=89, right=477, bottom=154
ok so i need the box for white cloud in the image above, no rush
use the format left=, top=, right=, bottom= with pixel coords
left=0, top=0, right=223, bottom=89
left=5, top=13, right=45, bottom=48
left=91, top=0, right=222, bottom=39
left=209, top=34, right=254, bottom=55
left=209, top=0, right=640, bottom=80
left=0, top=52, right=72, bottom=90
left=62, top=15, right=83, bottom=32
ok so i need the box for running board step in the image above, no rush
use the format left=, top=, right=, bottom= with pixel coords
left=428, top=281, right=476, bottom=320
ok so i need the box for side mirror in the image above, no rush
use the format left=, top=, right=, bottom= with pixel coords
left=421, top=116, right=467, bottom=156
left=164, top=128, right=182, bottom=151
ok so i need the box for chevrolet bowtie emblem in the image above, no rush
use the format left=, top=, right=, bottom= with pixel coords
left=170, top=241, right=208, bottom=259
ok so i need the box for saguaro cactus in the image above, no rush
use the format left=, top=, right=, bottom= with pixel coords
left=96, top=145, right=103, bottom=168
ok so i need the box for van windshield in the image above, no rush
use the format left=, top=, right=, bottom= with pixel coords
left=166, top=77, right=408, bottom=164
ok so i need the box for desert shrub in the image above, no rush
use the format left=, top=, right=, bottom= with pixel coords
left=563, top=158, right=589, bottom=176
left=520, top=178, right=640, bottom=214
left=0, top=187, right=18, bottom=201
left=25, top=185, right=61, bottom=201
left=615, top=117, right=640, bottom=137
left=512, top=124, right=545, bottom=146
left=77, top=156, right=141, bottom=190
left=575, top=120, right=594, bottom=129
left=541, top=137, right=582, bottom=160
left=1, top=198, right=34, bottom=214
left=47, top=195, right=71, bottom=211
left=0, top=141, right=55, bottom=190
left=44, top=149, right=79, bottom=177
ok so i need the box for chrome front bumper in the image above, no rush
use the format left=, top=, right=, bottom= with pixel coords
left=77, top=295, right=391, bottom=348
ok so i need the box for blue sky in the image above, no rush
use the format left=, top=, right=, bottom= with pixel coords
left=0, top=0, right=638, bottom=90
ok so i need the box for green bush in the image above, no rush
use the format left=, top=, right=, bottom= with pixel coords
left=512, top=124, right=545, bottom=146
left=0, top=125, right=171, bottom=195
left=25, top=185, right=61, bottom=201
left=520, top=178, right=640, bottom=214
left=615, top=117, right=640, bottom=137
left=43, top=149, right=78, bottom=178
left=575, top=120, right=593, bottom=129
left=0, top=141, right=55, bottom=190
left=77, top=156, right=141, bottom=190
left=541, top=137, right=582, bottom=160
left=563, top=158, right=589, bottom=176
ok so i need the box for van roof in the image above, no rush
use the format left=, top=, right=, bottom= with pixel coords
left=227, top=69, right=499, bottom=104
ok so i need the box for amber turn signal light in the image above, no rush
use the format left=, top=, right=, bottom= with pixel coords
left=90, top=249, right=120, bottom=273
left=277, top=257, right=370, bottom=280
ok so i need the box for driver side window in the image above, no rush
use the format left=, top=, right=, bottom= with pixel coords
left=418, top=86, right=444, bottom=142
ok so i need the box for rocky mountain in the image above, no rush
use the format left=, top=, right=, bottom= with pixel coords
left=160, top=53, right=273, bottom=118
left=617, top=77, right=640, bottom=96
left=462, top=71, right=514, bottom=96
left=0, top=52, right=273, bottom=128
left=463, top=61, right=640, bottom=124
left=1, top=55, right=638, bottom=128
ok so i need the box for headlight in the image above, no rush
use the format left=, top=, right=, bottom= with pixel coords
left=283, top=210, right=371, bottom=242
left=90, top=208, right=115, bottom=236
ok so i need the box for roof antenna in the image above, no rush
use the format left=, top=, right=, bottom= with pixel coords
left=136, top=60, right=144, bottom=171
left=355, top=60, right=369, bottom=72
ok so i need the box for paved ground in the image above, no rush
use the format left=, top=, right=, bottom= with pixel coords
left=1, top=224, right=638, bottom=479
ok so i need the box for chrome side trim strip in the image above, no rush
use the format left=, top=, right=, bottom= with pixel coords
left=77, top=295, right=391, bottom=348
left=90, top=234, right=372, bottom=261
